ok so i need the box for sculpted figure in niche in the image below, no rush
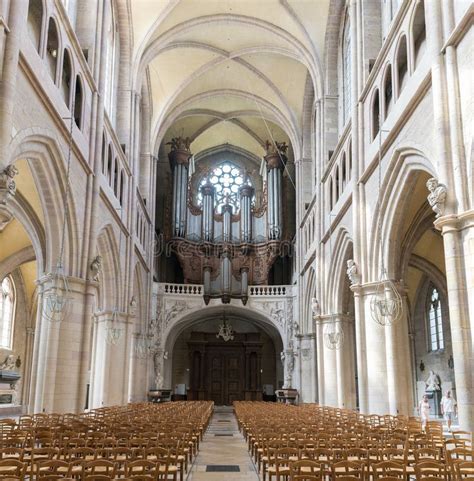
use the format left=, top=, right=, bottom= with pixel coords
left=0, top=355, right=16, bottom=371
left=426, top=178, right=447, bottom=218
left=425, top=369, right=441, bottom=391
left=0, top=165, right=19, bottom=196
left=346, top=259, right=360, bottom=285
left=90, top=255, right=102, bottom=282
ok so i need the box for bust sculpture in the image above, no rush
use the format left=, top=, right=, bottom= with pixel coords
left=346, top=259, right=360, bottom=285
left=425, top=369, right=441, bottom=391
left=426, top=178, right=447, bottom=218
left=90, top=255, right=102, bottom=282
left=0, top=354, right=16, bottom=371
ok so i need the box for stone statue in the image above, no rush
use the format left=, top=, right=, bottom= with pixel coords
left=280, top=351, right=285, bottom=365
left=346, top=259, right=360, bottom=285
left=166, top=136, right=191, bottom=152
left=0, top=355, right=16, bottom=371
left=0, top=165, right=19, bottom=198
left=426, top=178, right=447, bottom=218
left=265, top=140, right=288, bottom=156
left=129, top=296, right=137, bottom=315
left=311, top=298, right=320, bottom=317
left=90, top=255, right=102, bottom=282
left=425, top=369, right=441, bottom=391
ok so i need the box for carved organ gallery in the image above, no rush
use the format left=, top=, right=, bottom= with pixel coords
left=154, top=138, right=295, bottom=403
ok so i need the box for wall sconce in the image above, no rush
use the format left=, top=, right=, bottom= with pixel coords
left=448, top=355, right=454, bottom=369
left=419, top=360, right=425, bottom=372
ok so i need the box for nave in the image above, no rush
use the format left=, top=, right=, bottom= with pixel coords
left=0, top=401, right=472, bottom=480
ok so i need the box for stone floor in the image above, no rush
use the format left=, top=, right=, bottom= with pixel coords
left=186, top=406, right=259, bottom=481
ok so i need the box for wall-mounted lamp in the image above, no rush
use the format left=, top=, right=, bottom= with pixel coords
left=419, top=360, right=425, bottom=372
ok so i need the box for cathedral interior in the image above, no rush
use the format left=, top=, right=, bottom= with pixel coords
left=0, top=0, right=472, bottom=478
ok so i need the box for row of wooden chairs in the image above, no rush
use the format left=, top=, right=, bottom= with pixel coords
left=0, top=401, right=213, bottom=481
left=234, top=401, right=473, bottom=481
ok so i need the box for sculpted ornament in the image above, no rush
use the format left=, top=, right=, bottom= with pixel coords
left=0, top=354, right=16, bottom=371
left=346, top=259, right=360, bottom=285
left=90, top=255, right=102, bottom=282
left=426, top=178, right=447, bottom=218
left=0, top=165, right=19, bottom=201
left=425, top=369, right=441, bottom=391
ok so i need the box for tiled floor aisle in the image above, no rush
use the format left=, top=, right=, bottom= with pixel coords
left=186, top=406, right=259, bottom=481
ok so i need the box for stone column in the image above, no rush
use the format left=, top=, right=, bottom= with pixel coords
left=435, top=214, right=474, bottom=431
left=299, top=334, right=316, bottom=403
left=168, top=145, right=191, bottom=238
left=31, top=277, right=94, bottom=413
left=0, top=0, right=28, bottom=171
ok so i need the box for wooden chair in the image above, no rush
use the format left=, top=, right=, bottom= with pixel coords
left=0, top=458, right=26, bottom=480
left=456, top=461, right=474, bottom=480
left=414, top=460, right=447, bottom=480
left=125, top=459, right=158, bottom=478
left=332, top=460, right=365, bottom=480
left=372, top=460, right=405, bottom=480
left=35, top=459, right=70, bottom=478
left=289, top=459, right=322, bottom=480
left=82, top=459, right=116, bottom=478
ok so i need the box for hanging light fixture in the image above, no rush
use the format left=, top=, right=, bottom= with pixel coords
left=43, top=112, right=74, bottom=322
left=216, top=310, right=234, bottom=342
left=105, top=309, right=124, bottom=345
left=323, top=319, right=344, bottom=350
left=370, top=129, right=403, bottom=326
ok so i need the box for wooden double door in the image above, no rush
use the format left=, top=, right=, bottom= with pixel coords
left=208, top=349, right=243, bottom=405
left=187, top=332, right=263, bottom=405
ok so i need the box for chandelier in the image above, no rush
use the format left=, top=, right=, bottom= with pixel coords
left=323, top=320, right=344, bottom=350
left=43, top=261, right=70, bottom=322
left=370, top=129, right=403, bottom=326
left=43, top=113, right=75, bottom=322
left=216, top=311, right=234, bottom=342
left=370, top=269, right=403, bottom=326
left=105, top=309, right=124, bottom=345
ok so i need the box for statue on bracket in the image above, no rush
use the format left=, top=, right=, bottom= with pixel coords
left=166, top=136, right=191, bottom=152
left=0, top=165, right=19, bottom=199
left=425, top=369, right=441, bottom=391
left=265, top=140, right=288, bottom=156
left=426, top=178, right=447, bottom=218
left=346, top=259, right=360, bottom=285
left=90, top=255, right=102, bottom=282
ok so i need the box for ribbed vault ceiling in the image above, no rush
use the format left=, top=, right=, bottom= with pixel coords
left=130, top=0, right=329, bottom=159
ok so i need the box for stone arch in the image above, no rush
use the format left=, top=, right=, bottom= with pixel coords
left=304, top=266, right=317, bottom=333
left=7, top=130, right=81, bottom=276
left=96, top=224, right=122, bottom=311
left=326, top=227, right=353, bottom=313
left=368, top=148, right=437, bottom=282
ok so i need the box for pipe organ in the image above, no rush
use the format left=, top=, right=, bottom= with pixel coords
left=167, top=137, right=290, bottom=303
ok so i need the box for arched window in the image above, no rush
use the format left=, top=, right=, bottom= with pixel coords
left=329, top=176, right=333, bottom=210
left=348, top=142, right=352, bottom=178
left=341, top=13, right=352, bottom=126
left=199, top=162, right=251, bottom=212
left=412, top=1, right=426, bottom=68
left=27, top=0, right=43, bottom=52
left=73, top=75, right=84, bottom=129
left=383, top=65, right=393, bottom=119
left=0, top=277, right=15, bottom=349
left=396, top=36, right=408, bottom=95
left=45, top=18, right=59, bottom=81
left=113, top=161, right=119, bottom=195
left=341, top=154, right=347, bottom=188
left=104, top=2, right=118, bottom=119
left=427, top=285, right=444, bottom=351
left=119, top=171, right=125, bottom=205
left=101, top=135, right=107, bottom=174
left=107, top=146, right=113, bottom=183
left=61, top=49, right=72, bottom=106
left=372, top=89, right=380, bottom=141
left=335, top=166, right=340, bottom=201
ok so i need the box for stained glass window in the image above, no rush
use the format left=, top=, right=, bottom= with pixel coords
left=0, top=277, right=15, bottom=349
left=427, top=285, right=444, bottom=351
left=199, top=163, right=251, bottom=212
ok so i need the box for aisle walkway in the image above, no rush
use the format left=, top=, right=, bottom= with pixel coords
left=187, top=406, right=259, bottom=481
